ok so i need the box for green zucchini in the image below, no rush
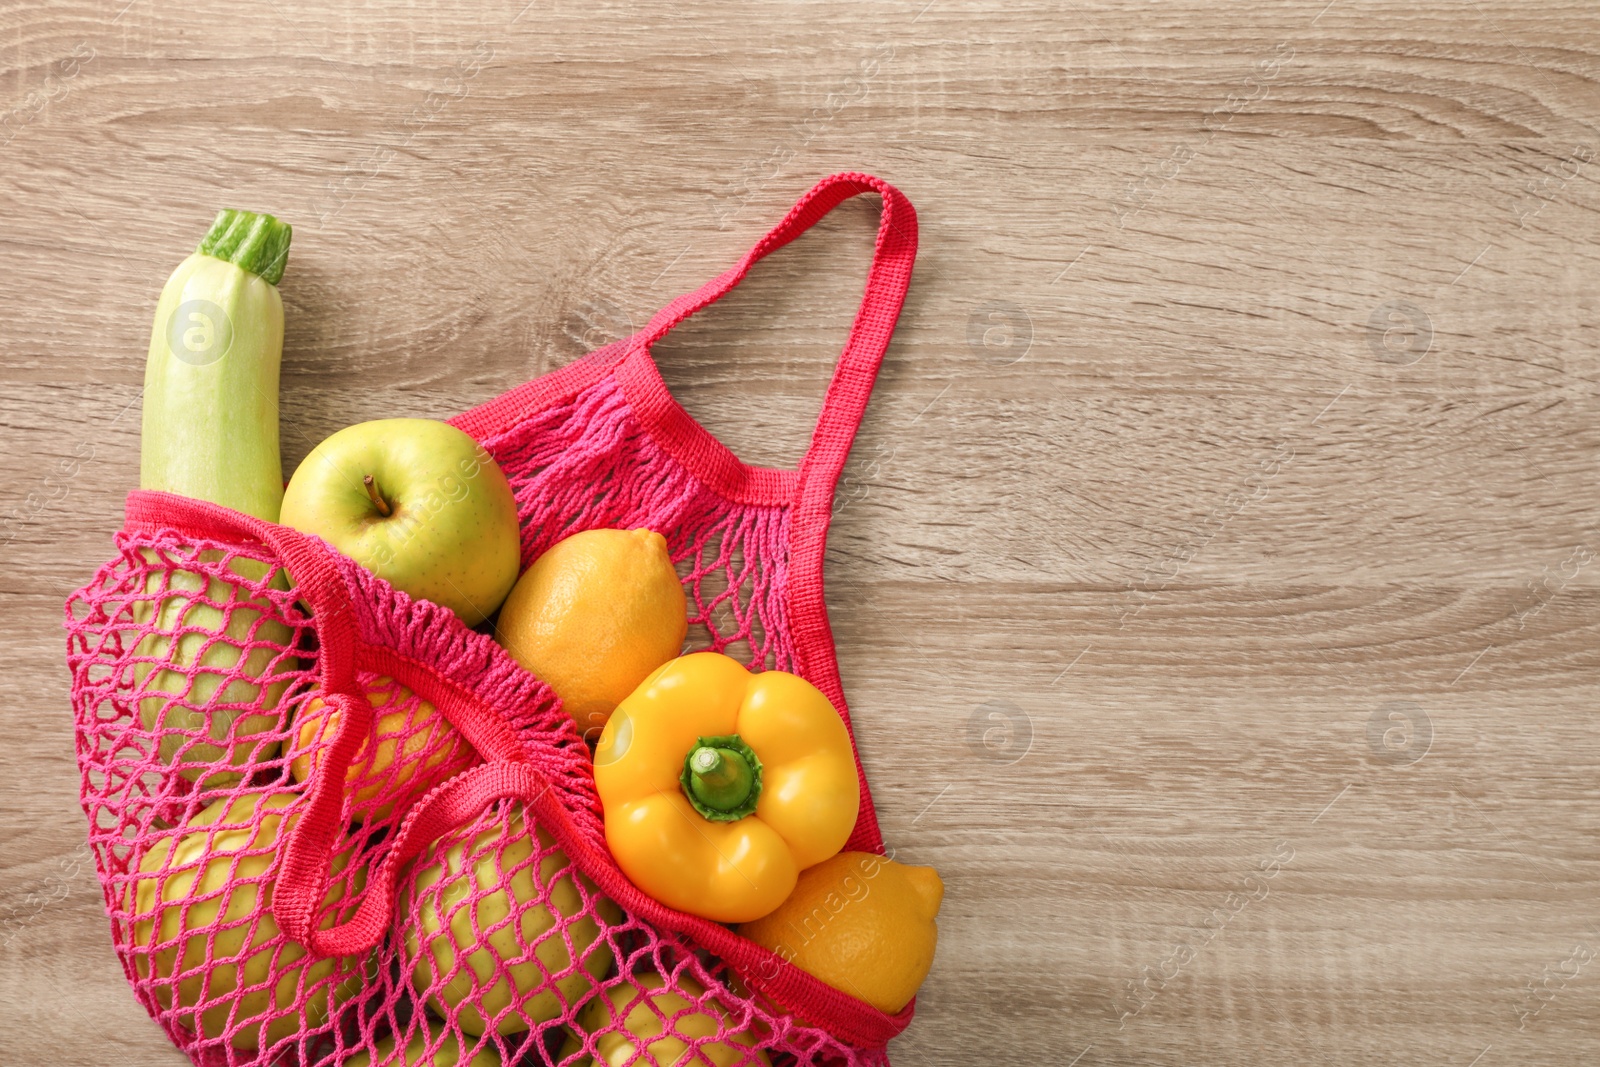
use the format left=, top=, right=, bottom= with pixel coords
left=140, top=209, right=291, bottom=517
left=134, top=210, right=297, bottom=791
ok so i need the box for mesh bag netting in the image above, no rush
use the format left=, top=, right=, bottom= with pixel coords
left=62, top=173, right=919, bottom=1067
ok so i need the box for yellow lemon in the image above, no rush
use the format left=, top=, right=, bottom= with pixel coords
left=129, top=790, right=364, bottom=1051
left=402, top=804, right=619, bottom=1035
left=737, top=852, right=943, bottom=1014
left=560, top=973, right=771, bottom=1067
left=494, top=528, right=686, bottom=738
left=290, top=677, right=476, bottom=821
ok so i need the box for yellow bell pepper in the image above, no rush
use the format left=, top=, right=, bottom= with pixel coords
left=594, top=652, right=861, bottom=923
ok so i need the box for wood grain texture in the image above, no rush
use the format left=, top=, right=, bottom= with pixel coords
left=2, top=0, right=1598, bottom=1063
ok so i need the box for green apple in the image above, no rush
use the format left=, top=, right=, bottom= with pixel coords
left=281, top=419, right=522, bottom=627
left=129, top=790, right=365, bottom=1051
left=402, top=805, right=619, bottom=1036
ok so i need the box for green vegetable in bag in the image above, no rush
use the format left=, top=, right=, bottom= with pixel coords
left=133, top=210, right=297, bottom=790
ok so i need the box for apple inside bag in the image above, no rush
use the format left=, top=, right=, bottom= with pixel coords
left=278, top=418, right=522, bottom=629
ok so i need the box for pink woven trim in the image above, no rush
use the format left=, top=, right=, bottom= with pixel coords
left=611, top=344, right=801, bottom=506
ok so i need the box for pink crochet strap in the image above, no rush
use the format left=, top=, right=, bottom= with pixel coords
left=638, top=173, right=914, bottom=356
left=631, top=176, right=919, bottom=842
left=299, top=761, right=555, bottom=957
left=274, top=689, right=376, bottom=949
left=451, top=172, right=917, bottom=514
left=798, top=174, right=917, bottom=490
left=638, top=172, right=915, bottom=491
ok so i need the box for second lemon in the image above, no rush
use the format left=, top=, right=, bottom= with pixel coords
left=494, top=528, right=686, bottom=737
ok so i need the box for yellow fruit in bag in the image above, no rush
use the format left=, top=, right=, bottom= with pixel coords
left=494, top=528, right=685, bottom=738
left=559, top=973, right=771, bottom=1067
left=290, top=675, right=474, bottom=821
left=738, top=851, right=942, bottom=1014
left=344, top=1029, right=501, bottom=1066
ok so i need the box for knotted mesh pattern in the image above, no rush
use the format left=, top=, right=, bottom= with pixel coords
left=66, top=514, right=884, bottom=1066
left=67, top=532, right=372, bottom=1061
left=321, top=798, right=862, bottom=1067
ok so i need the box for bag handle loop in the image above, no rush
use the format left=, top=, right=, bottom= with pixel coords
left=286, top=761, right=553, bottom=956
left=638, top=172, right=918, bottom=488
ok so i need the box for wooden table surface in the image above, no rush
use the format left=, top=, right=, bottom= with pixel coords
left=3, top=1, right=1598, bottom=1064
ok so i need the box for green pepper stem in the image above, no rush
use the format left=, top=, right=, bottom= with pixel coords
left=198, top=209, right=292, bottom=286
left=690, top=747, right=750, bottom=804
left=680, top=734, right=763, bottom=822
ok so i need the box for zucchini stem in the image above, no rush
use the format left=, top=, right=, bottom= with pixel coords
left=197, top=209, right=292, bottom=285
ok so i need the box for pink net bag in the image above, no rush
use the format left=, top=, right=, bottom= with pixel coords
left=64, top=173, right=919, bottom=1067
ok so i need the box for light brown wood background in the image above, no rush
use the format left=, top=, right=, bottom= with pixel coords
left=3, top=0, right=1598, bottom=1064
